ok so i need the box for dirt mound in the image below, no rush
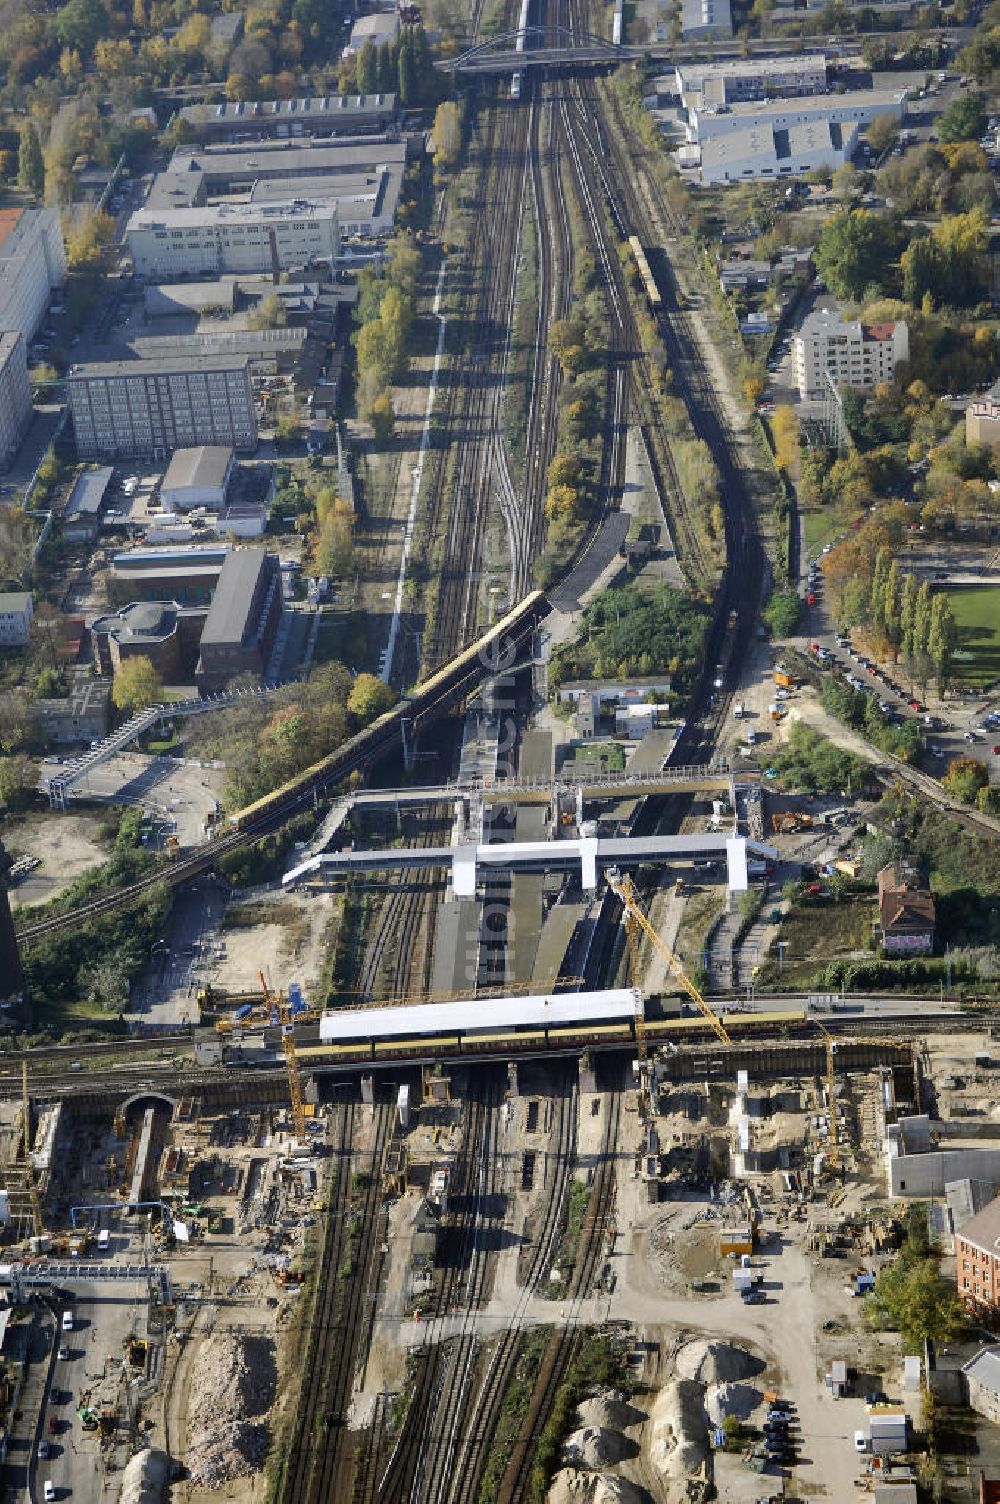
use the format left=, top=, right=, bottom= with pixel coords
left=704, top=1382, right=761, bottom=1426
left=563, top=1426, right=635, bottom=1469
left=186, top=1330, right=276, bottom=1487
left=675, top=1339, right=763, bottom=1386
left=547, top=1469, right=650, bottom=1504
left=119, top=1448, right=172, bottom=1504
left=575, top=1394, right=645, bottom=1432
left=648, top=1378, right=708, bottom=1479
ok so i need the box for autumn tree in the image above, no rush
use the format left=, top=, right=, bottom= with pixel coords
left=928, top=592, right=958, bottom=686
left=246, top=292, right=287, bottom=331
left=432, top=100, right=462, bottom=173
left=65, top=211, right=115, bottom=271
left=348, top=673, right=395, bottom=723
left=17, top=122, right=43, bottom=199
left=311, top=497, right=354, bottom=577
left=771, top=404, right=800, bottom=473
left=112, top=656, right=163, bottom=714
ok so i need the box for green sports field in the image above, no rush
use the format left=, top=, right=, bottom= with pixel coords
left=943, top=586, right=1000, bottom=687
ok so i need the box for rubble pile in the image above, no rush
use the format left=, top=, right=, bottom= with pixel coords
left=186, top=1331, right=276, bottom=1486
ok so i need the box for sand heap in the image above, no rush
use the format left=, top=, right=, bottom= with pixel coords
left=647, top=1340, right=765, bottom=1504
left=674, top=1339, right=764, bottom=1386
left=548, top=1472, right=649, bottom=1504
left=119, top=1448, right=172, bottom=1504
left=185, top=1331, right=276, bottom=1486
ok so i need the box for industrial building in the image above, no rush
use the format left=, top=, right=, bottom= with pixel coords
left=33, top=674, right=111, bottom=744
left=68, top=356, right=258, bottom=459
left=0, top=207, right=66, bottom=348
left=700, top=119, right=858, bottom=185
left=0, top=590, right=32, bottom=646
left=792, top=310, right=909, bottom=401
left=687, top=88, right=908, bottom=146
left=674, top=54, right=828, bottom=110
left=160, top=446, right=235, bottom=513
left=0, top=332, right=31, bottom=469
left=166, top=138, right=408, bottom=192
left=127, top=328, right=309, bottom=379
left=62, top=466, right=114, bottom=543
left=680, top=0, right=731, bottom=38
left=175, top=94, right=398, bottom=143
left=108, top=545, right=229, bottom=606
left=125, top=200, right=340, bottom=280
left=195, top=547, right=282, bottom=693
left=346, top=11, right=399, bottom=51
left=91, top=600, right=207, bottom=681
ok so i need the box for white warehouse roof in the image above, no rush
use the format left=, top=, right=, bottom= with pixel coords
left=319, top=989, right=641, bottom=1042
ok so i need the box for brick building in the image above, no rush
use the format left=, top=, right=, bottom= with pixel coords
left=956, top=1197, right=1000, bottom=1315
left=195, top=548, right=282, bottom=693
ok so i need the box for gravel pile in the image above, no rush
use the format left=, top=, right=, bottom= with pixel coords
left=186, top=1331, right=276, bottom=1487
left=548, top=1470, right=650, bottom=1503
left=119, top=1448, right=171, bottom=1504
left=704, top=1382, right=761, bottom=1426
left=675, top=1339, right=763, bottom=1386
left=649, top=1378, right=708, bottom=1480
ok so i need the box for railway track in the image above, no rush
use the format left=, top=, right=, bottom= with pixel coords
left=499, top=1076, right=624, bottom=1503
left=374, top=1073, right=505, bottom=1502
left=281, top=1095, right=393, bottom=1504
left=450, top=1067, right=578, bottom=1504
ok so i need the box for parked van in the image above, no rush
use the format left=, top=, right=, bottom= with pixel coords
left=97, top=1229, right=110, bottom=1253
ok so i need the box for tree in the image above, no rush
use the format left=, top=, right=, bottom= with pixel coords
left=928, top=592, right=958, bottom=685
left=246, top=292, right=287, bottom=331
left=913, top=580, right=933, bottom=659
left=311, top=497, right=354, bottom=576
left=763, top=590, right=801, bottom=637
left=17, top=122, right=44, bottom=199
left=64, top=211, right=115, bottom=271
left=943, top=755, right=988, bottom=803
left=866, top=1250, right=963, bottom=1353
left=814, top=210, right=903, bottom=300
left=433, top=100, right=462, bottom=173
left=355, top=36, right=377, bottom=93
left=112, top=656, right=163, bottom=714
left=397, top=36, right=418, bottom=104
left=899, top=571, right=918, bottom=659
left=882, top=558, right=903, bottom=651
left=771, top=405, right=800, bottom=472
left=867, top=112, right=899, bottom=154
left=870, top=546, right=891, bottom=628
left=938, top=90, right=987, bottom=144
left=545, top=484, right=580, bottom=523
left=347, top=673, right=395, bottom=723
left=547, top=454, right=583, bottom=490
left=549, top=318, right=590, bottom=379
left=369, top=390, right=395, bottom=441
left=54, top=0, right=109, bottom=54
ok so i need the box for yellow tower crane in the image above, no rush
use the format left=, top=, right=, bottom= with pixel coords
left=282, top=1022, right=306, bottom=1140
left=813, top=1019, right=839, bottom=1162
left=606, top=870, right=731, bottom=1048
left=21, top=1062, right=43, bottom=1235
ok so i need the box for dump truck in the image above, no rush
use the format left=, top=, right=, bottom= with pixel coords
left=774, top=670, right=793, bottom=689
left=771, top=811, right=813, bottom=834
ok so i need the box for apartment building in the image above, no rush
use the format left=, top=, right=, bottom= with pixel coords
left=126, top=200, right=339, bottom=280
left=674, top=54, right=827, bottom=110
left=68, top=356, right=258, bottom=460
left=0, top=207, right=66, bottom=347
left=956, top=1195, right=1000, bottom=1315
left=0, top=333, right=31, bottom=469
left=792, top=309, right=909, bottom=400
left=0, top=590, right=33, bottom=646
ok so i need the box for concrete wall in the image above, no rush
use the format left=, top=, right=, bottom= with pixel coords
left=889, top=1147, right=1000, bottom=1199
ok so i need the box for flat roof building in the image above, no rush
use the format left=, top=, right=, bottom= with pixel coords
left=347, top=12, right=399, bottom=50
left=0, top=332, right=31, bottom=471
left=176, top=94, right=398, bottom=143
left=195, top=547, right=283, bottom=692
left=168, top=138, right=408, bottom=188
left=0, top=590, right=32, bottom=646
left=126, top=200, right=339, bottom=280
left=91, top=600, right=207, bottom=681
left=700, top=119, right=860, bottom=183
left=674, top=53, right=827, bottom=109
left=68, top=356, right=257, bottom=460
left=680, top=0, right=732, bottom=37
left=688, top=87, right=908, bottom=145
left=0, top=208, right=66, bottom=349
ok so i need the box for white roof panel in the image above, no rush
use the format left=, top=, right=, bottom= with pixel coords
left=319, top=989, right=641, bottom=1042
